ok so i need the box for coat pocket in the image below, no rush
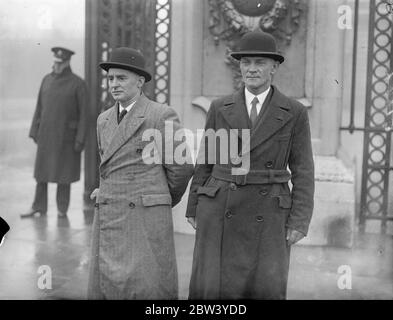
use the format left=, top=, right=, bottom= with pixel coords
left=141, top=193, right=172, bottom=207
left=277, top=194, right=292, bottom=209
left=196, top=185, right=220, bottom=198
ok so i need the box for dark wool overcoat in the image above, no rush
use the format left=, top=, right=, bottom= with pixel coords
left=186, top=85, right=315, bottom=299
left=88, top=94, right=194, bottom=299
left=29, top=67, right=88, bottom=183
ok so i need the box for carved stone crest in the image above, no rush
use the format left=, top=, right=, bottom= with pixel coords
left=208, top=0, right=304, bottom=90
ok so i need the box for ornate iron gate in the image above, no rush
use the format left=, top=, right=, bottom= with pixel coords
left=342, top=0, right=393, bottom=233
left=360, top=0, right=393, bottom=233
left=83, top=0, right=171, bottom=205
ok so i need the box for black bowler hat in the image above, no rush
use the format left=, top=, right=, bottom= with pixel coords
left=230, top=30, right=284, bottom=64
left=51, top=46, right=75, bottom=62
left=99, top=47, right=152, bottom=82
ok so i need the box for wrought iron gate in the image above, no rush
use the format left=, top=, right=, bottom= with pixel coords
left=342, top=0, right=393, bottom=233
left=83, top=0, right=171, bottom=204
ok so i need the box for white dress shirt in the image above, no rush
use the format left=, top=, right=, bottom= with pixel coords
left=244, top=86, right=271, bottom=117
left=119, top=100, right=136, bottom=116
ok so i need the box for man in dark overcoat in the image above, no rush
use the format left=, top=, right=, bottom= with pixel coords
left=21, top=47, right=88, bottom=218
left=186, top=30, right=315, bottom=299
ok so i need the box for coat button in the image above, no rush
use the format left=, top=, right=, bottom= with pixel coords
left=94, top=203, right=99, bottom=208
left=229, top=183, right=237, bottom=191
left=259, top=189, right=268, bottom=196
left=225, top=210, right=232, bottom=218
left=100, top=173, right=106, bottom=180
left=136, top=148, right=143, bottom=154
left=129, top=202, right=135, bottom=209
left=265, top=161, right=273, bottom=168
left=256, top=216, right=264, bottom=222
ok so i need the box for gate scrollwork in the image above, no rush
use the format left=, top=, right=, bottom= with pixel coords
left=208, top=0, right=304, bottom=90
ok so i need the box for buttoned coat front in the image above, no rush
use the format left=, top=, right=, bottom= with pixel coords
left=29, top=67, right=88, bottom=183
left=88, top=94, right=193, bottom=299
left=186, top=85, right=314, bottom=299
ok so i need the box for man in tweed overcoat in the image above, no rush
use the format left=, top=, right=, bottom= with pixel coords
left=88, top=47, right=193, bottom=299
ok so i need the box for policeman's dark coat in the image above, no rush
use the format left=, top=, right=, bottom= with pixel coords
left=186, top=85, right=315, bottom=299
left=88, top=94, right=194, bottom=299
left=29, top=67, right=88, bottom=183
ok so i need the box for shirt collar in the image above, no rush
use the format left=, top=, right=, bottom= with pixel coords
left=244, top=86, right=271, bottom=107
left=119, top=100, right=137, bottom=113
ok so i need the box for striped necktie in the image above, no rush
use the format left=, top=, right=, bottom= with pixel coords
left=118, top=109, right=128, bottom=124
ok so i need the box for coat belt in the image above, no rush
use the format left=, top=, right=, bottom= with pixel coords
left=211, top=165, right=291, bottom=185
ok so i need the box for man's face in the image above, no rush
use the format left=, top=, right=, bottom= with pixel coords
left=240, top=56, right=278, bottom=94
left=107, top=68, right=144, bottom=104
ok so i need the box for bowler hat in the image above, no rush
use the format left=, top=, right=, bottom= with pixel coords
left=99, top=47, right=152, bottom=82
left=51, top=47, right=75, bottom=62
left=230, top=30, right=284, bottom=64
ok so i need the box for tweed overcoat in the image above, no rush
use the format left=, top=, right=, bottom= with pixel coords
left=29, top=67, right=88, bottom=183
left=186, top=85, right=314, bottom=299
left=88, top=93, right=193, bottom=299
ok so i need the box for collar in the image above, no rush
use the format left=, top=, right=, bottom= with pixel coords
left=119, top=100, right=137, bottom=113
left=52, top=66, right=72, bottom=77
left=244, top=86, right=271, bottom=108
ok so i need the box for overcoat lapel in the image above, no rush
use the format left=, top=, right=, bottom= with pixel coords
left=100, top=106, right=118, bottom=151
left=248, top=86, right=293, bottom=152
left=218, top=87, right=250, bottom=140
left=218, top=86, right=293, bottom=155
left=100, top=94, right=148, bottom=167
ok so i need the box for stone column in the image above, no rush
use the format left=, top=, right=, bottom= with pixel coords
left=300, top=0, right=357, bottom=247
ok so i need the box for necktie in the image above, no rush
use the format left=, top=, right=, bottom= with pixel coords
left=118, top=109, right=127, bottom=124
left=250, top=96, right=259, bottom=127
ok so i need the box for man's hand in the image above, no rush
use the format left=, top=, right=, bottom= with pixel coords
left=187, top=217, right=197, bottom=230
left=74, top=141, right=84, bottom=152
left=286, top=228, right=305, bottom=246
left=90, top=188, right=99, bottom=200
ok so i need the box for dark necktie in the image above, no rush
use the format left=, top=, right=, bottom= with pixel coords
left=250, top=96, right=259, bottom=127
left=118, top=109, right=127, bottom=124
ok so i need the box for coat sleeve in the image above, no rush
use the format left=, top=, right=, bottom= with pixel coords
left=29, top=80, right=45, bottom=141
left=158, top=106, right=194, bottom=207
left=287, top=107, right=315, bottom=236
left=75, top=80, right=89, bottom=145
left=185, top=101, right=216, bottom=218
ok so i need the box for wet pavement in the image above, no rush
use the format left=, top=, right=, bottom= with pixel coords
left=0, top=162, right=392, bottom=300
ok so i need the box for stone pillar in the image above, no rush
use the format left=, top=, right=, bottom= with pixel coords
left=301, top=0, right=357, bottom=246
left=306, top=0, right=347, bottom=156
left=299, top=156, right=355, bottom=247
